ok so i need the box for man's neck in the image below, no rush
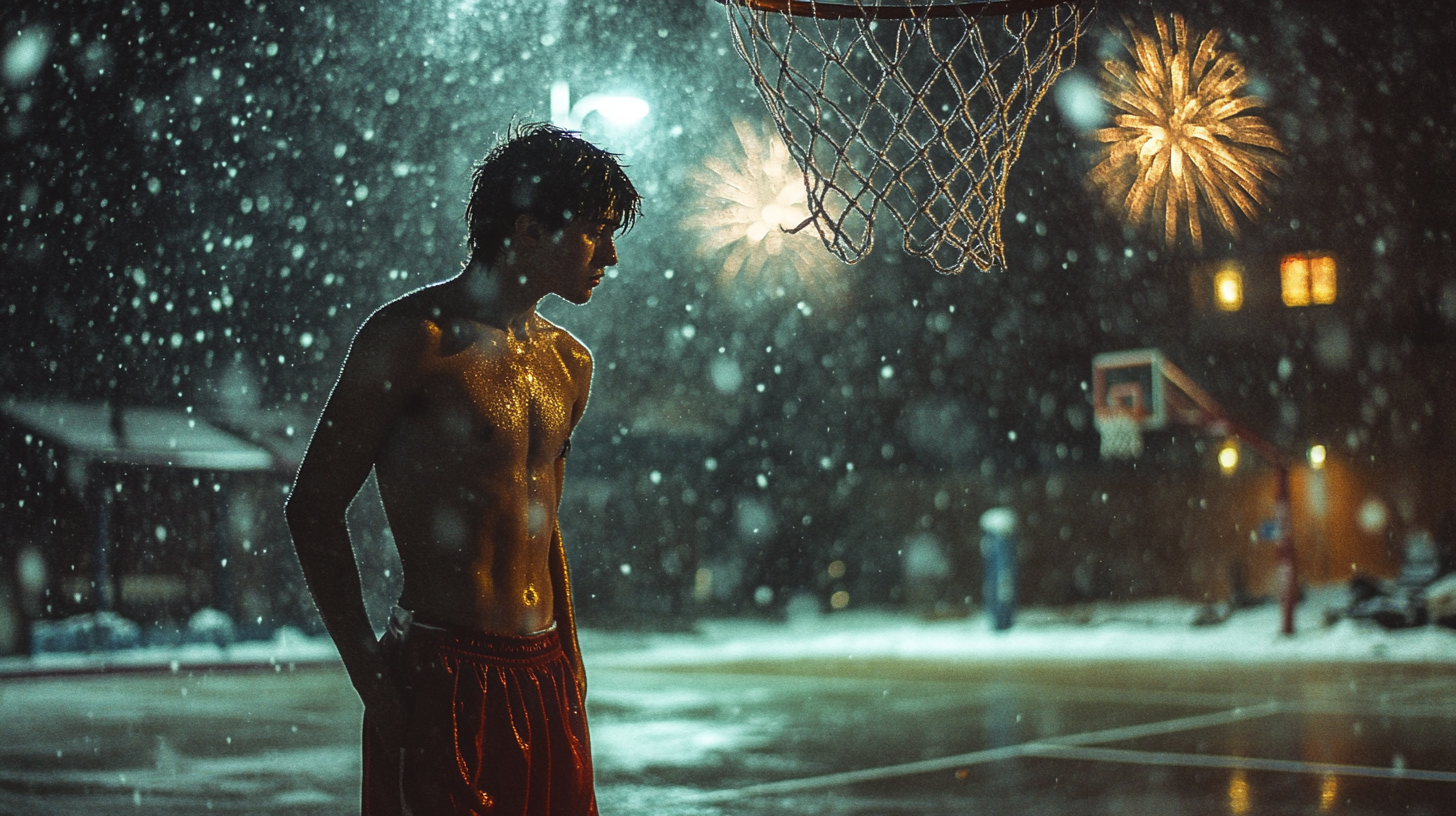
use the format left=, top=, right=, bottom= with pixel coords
left=448, top=259, right=542, bottom=338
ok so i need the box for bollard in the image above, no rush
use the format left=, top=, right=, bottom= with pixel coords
left=979, top=508, right=1018, bottom=631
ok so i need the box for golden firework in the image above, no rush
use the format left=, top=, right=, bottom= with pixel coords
left=1090, top=14, right=1283, bottom=250
left=682, top=118, right=840, bottom=290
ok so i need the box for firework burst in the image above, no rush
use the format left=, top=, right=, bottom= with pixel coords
left=1089, top=13, right=1283, bottom=251
left=682, top=118, right=841, bottom=291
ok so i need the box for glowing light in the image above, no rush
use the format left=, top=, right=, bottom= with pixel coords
left=1308, top=444, right=1327, bottom=469
left=549, top=81, right=649, bottom=130
left=1219, top=444, right=1239, bottom=472
left=1090, top=14, right=1283, bottom=250
left=1319, top=772, right=1338, bottom=811
left=682, top=118, right=840, bottom=290
left=1228, top=769, right=1251, bottom=814
left=588, top=95, right=650, bottom=125
left=1214, top=266, right=1243, bottom=311
left=829, top=590, right=850, bottom=610
left=827, top=560, right=846, bottom=579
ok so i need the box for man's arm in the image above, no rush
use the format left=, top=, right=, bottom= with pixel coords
left=550, top=345, right=592, bottom=701
left=285, top=308, right=426, bottom=742
left=551, top=521, right=587, bottom=700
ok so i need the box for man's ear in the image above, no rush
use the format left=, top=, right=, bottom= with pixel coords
left=513, top=214, right=544, bottom=248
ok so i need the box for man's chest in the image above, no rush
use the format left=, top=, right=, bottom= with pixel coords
left=414, top=343, right=577, bottom=452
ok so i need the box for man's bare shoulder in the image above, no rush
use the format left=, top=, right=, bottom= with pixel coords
left=336, top=288, right=451, bottom=393
left=351, top=289, right=443, bottom=354
left=534, top=314, right=593, bottom=374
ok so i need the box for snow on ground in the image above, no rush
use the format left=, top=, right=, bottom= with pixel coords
left=584, top=586, right=1456, bottom=670
left=0, top=625, right=339, bottom=677
left=4, top=587, right=1455, bottom=678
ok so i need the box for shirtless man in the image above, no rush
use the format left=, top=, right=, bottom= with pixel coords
left=286, top=124, right=639, bottom=816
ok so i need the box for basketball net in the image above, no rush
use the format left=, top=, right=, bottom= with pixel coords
left=1095, top=413, right=1143, bottom=460
left=722, top=0, right=1092, bottom=274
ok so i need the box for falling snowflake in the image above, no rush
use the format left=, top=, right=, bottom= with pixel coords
left=1089, top=13, right=1284, bottom=251
left=682, top=118, right=840, bottom=290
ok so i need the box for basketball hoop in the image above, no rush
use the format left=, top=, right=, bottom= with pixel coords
left=1090, top=348, right=1301, bottom=636
left=719, top=0, right=1094, bottom=274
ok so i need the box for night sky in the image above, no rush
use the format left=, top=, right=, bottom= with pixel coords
left=3, top=0, right=1455, bottom=612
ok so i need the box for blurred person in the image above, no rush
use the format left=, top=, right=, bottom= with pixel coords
left=286, top=123, right=639, bottom=816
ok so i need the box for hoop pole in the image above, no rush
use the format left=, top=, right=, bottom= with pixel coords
left=1160, top=357, right=1286, bottom=467
left=717, top=0, right=1078, bottom=21
left=1161, top=357, right=1297, bottom=633
left=1165, top=362, right=1297, bottom=635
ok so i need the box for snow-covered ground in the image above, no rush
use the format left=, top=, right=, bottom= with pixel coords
left=5, top=587, right=1454, bottom=678
left=584, top=586, right=1456, bottom=670
left=0, top=625, right=339, bottom=677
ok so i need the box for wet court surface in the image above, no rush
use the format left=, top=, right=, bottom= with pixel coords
left=1, top=656, right=1453, bottom=814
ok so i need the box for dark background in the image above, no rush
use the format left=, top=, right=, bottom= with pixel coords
left=3, top=0, right=1454, bottom=636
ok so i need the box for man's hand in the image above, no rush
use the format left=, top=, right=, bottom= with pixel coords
left=359, top=663, right=409, bottom=748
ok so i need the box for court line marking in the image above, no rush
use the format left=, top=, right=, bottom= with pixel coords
left=590, top=668, right=1276, bottom=717
left=592, top=666, right=1273, bottom=711
left=1030, top=744, right=1456, bottom=784
left=594, top=667, right=1456, bottom=719
left=687, top=702, right=1282, bottom=802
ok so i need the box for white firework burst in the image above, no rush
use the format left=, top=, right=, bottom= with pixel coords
left=682, top=118, right=841, bottom=290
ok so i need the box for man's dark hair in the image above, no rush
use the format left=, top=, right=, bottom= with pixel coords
left=465, top=123, right=641, bottom=265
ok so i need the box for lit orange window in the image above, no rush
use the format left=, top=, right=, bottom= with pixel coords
left=1281, top=253, right=1336, bottom=306
left=1310, top=255, right=1337, bottom=304
left=1281, top=256, right=1310, bottom=306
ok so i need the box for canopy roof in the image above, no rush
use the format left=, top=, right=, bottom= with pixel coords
left=4, top=399, right=277, bottom=472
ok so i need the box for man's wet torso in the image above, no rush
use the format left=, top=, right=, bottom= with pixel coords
left=373, top=304, right=589, bottom=635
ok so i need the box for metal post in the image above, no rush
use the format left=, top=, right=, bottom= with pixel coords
left=979, top=508, right=1018, bottom=631
left=94, top=470, right=115, bottom=613
left=212, top=477, right=231, bottom=617
left=1218, top=423, right=1297, bottom=637
left=1274, top=466, right=1297, bottom=636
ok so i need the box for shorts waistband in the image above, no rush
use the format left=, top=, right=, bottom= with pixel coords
left=389, top=607, right=561, bottom=664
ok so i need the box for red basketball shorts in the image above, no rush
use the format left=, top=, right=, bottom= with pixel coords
left=363, top=615, right=597, bottom=816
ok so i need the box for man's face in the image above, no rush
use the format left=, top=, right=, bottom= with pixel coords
left=532, top=212, right=622, bottom=306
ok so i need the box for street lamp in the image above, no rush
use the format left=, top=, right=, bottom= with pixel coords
left=550, top=81, right=649, bottom=130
